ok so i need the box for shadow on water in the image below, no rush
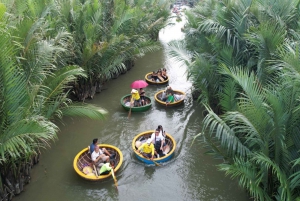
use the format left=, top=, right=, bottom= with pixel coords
left=14, top=6, right=251, bottom=201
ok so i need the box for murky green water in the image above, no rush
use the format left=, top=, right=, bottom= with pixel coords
left=14, top=8, right=250, bottom=201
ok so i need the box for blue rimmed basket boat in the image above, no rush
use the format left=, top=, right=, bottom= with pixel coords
left=131, top=130, right=176, bottom=165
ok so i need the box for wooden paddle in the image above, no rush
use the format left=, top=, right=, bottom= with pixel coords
left=111, top=169, right=118, bottom=191
left=128, top=104, right=132, bottom=118
left=138, top=151, right=161, bottom=166
left=93, top=164, right=99, bottom=178
left=128, top=100, right=133, bottom=119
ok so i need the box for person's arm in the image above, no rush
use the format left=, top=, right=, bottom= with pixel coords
left=130, top=95, right=134, bottom=103
left=101, top=148, right=111, bottom=156
left=160, top=137, right=164, bottom=150
left=151, top=144, right=155, bottom=159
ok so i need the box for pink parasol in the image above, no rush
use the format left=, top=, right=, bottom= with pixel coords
left=130, top=80, right=148, bottom=89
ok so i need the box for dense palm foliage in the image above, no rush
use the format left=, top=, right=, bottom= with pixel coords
left=0, top=0, right=170, bottom=198
left=168, top=0, right=300, bottom=200
left=54, top=0, right=171, bottom=100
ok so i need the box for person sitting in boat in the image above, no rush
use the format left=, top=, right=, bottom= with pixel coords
left=158, top=125, right=166, bottom=137
left=160, top=86, right=172, bottom=101
left=124, top=96, right=131, bottom=107
left=139, top=88, right=146, bottom=106
left=98, top=159, right=116, bottom=179
left=161, top=68, right=168, bottom=80
left=165, top=92, right=175, bottom=106
left=91, top=146, right=111, bottom=167
left=89, top=138, right=98, bottom=153
left=151, top=71, right=159, bottom=82
left=173, top=93, right=183, bottom=101
left=166, top=85, right=174, bottom=94
left=150, top=129, right=166, bottom=158
left=157, top=69, right=164, bottom=82
left=158, top=125, right=168, bottom=154
left=138, top=138, right=154, bottom=160
left=130, top=89, right=141, bottom=107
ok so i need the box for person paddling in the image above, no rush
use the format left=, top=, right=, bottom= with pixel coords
left=99, top=160, right=115, bottom=175
left=138, top=138, right=154, bottom=160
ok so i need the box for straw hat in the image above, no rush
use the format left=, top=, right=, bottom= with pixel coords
left=131, top=89, right=138, bottom=93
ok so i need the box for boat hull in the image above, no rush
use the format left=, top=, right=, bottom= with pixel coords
left=120, top=94, right=152, bottom=112
left=73, top=144, right=123, bottom=181
left=145, top=72, right=169, bottom=85
left=154, top=90, right=185, bottom=107
left=132, top=130, right=176, bottom=165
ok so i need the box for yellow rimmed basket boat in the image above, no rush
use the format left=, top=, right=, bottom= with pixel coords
left=131, top=130, right=176, bottom=165
left=73, top=144, right=123, bottom=181
left=154, top=90, right=185, bottom=107
left=145, top=72, right=169, bottom=85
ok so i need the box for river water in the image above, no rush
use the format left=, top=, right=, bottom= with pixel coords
left=14, top=8, right=250, bottom=201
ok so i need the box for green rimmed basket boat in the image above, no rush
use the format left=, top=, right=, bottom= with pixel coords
left=120, top=94, right=152, bottom=112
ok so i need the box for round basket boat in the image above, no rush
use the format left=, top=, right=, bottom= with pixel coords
left=120, top=94, right=152, bottom=112
left=154, top=90, right=186, bottom=107
left=145, top=72, right=169, bottom=85
left=131, top=130, right=176, bottom=165
left=73, top=144, right=123, bottom=181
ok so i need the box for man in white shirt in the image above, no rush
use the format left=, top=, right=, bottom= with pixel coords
left=91, top=146, right=110, bottom=167
left=150, top=129, right=166, bottom=158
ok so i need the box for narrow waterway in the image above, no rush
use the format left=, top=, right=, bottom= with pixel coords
left=14, top=8, right=250, bottom=201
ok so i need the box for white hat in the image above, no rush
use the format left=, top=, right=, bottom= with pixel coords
left=146, top=138, right=152, bottom=144
left=131, top=89, right=138, bottom=93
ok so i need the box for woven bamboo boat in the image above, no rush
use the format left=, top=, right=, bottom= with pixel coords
left=154, top=90, right=185, bottom=107
left=120, top=94, right=152, bottom=112
left=144, top=72, right=169, bottom=85
left=132, top=130, right=176, bottom=165
left=73, top=144, right=123, bottom=181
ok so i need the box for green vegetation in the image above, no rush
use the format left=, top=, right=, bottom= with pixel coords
left=168, top=0, right=300, bottom=200
left=0, top=0, right=170, bottom=199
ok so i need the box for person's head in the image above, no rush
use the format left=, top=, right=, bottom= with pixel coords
left=110, top=159, right=115, bottom=168
left=94, top=146, right=99, bottom=152
left=158, top=125, right=163, bottom=130
left=140, top=88, right=143, bottom=90
left=131, top=89, right=137, bottom=94
left=155, top=129, right=160, bottom=135
left=93, top=138, right=98, bottom=145
left=163, top=68, right=166, bottom=72
left=146, top=138, right=152, bottom=145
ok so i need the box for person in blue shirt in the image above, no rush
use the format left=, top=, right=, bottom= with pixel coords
left=90, top=138, right=98, bottom=153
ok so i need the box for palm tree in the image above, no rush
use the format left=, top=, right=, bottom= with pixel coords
left=0, top=1, right=107, bottom=198
left=167, top=0, right=300, bottom=200
left=55, top=0, right=171, bottom=100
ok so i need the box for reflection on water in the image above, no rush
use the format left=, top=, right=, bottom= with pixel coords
left=14, top=7, right=250, bottom=201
